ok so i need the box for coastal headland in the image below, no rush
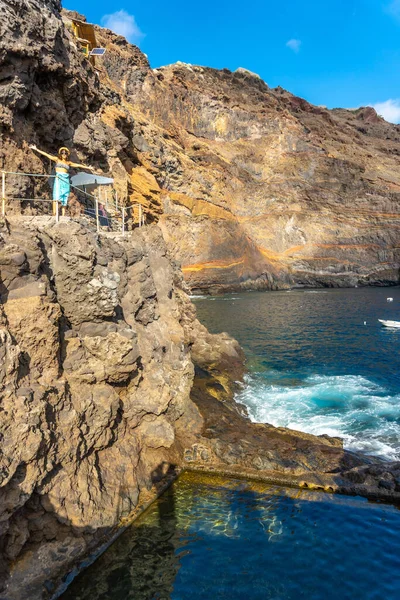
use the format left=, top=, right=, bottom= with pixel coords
left=0, top=1, right=400, bottom=599
left=0, top=217, right=399, bottom=600
left=2, top=1, right=400, bottom=294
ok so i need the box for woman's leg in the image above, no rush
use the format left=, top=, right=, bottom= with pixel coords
left=61, top=184, right=70, bottom=217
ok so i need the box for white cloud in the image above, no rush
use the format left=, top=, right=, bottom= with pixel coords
left=286, top=39, right=301, bottom=53
left=101, top=10, right=144, bottom=44
left=372, top=99, right=400, bottom=123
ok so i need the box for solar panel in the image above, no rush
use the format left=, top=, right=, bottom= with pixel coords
left=89, top=48, right=106, bottom=56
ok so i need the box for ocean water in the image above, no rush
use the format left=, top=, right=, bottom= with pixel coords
left=61, top=472, right=400, bottom=600
left=193, top=287, right=400, bottom=460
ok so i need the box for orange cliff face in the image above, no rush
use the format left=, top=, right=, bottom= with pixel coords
left=93, top=36, right=400, bottom=291
left=3, top=5, right=400, bottom=292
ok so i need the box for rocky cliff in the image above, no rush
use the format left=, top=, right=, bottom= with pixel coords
left=0, top=215, right=243, bottom=598
left=1, top=217, right=399, bottom=600
left=1, top=3, right=400, bottom=599
left=1, top=1, right=400, bottom=291
left=93, top=18, right=400, bottom=292
left=139, top=71, right=400, bottom=292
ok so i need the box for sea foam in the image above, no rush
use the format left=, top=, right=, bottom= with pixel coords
left=237, top=373, right=400, bottom=460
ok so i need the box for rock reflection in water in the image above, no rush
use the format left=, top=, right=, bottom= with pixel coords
left=61, top=472, right=400, bottom=600
left=61, top=484, right=180, bottom=600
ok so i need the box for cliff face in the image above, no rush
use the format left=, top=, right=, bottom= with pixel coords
left=0, top=215, right=245, bottom=598
left=1, top=3, right=400, bottom=597
left=93, top=26, right=400, bottom=291
left=2, top=2, right=400, bottom=291
left=138, top=69, right=400, bottom=291
left=0, top=1, right=98, bottom=172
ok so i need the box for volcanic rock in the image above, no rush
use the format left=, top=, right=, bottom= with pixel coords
left=1, top=1, right=400, bottom=292
left=0, top=216, right=229, bottom=598
left=0, top=216, right=398, bottom=600
left=1, top=3, right=400, bottom=598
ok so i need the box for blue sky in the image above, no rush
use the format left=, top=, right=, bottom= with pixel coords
left=65, top=0, right=400, bottom=122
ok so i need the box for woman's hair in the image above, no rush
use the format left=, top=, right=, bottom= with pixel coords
left=58, top=147, right=70, bottom=157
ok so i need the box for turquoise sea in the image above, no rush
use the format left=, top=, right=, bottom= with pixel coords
left=194, top=287, right=400, bottom=460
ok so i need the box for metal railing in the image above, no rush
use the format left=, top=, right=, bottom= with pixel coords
left=1, top=170, right=146, bottom=234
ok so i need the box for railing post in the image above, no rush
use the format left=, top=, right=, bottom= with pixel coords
left=1, top=171, right=5, bottom=217
left=55, top=199, right=59, bottom=223
left=95, top=197, right=100, bottom=233
left=122, top=206, right=125, bottom=236
left=138, top=203, right=142, bottom=228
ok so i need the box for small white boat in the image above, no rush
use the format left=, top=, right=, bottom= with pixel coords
left=378, top=319, right=400, bottom=328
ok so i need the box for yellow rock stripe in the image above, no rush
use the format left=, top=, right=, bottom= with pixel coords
left=182, top=258, right=245, bottom=273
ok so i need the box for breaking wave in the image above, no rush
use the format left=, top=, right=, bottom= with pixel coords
left=237, top=373, right=400, bottom=460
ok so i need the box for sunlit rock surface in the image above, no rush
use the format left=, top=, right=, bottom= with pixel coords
left=1, top=1, right=400, bottom=292
left=0, top=216, right=241, bottom=598
left=1, top=2, right=400, bottom=598
left=95, top=35, right=400, bottom=292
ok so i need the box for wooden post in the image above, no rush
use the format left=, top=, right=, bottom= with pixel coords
left=138, top=203, right=142, bottom=228
left=115, top=191, right=118, bottom=211
left=95, top=197, right=100, bottom=233
left=122, top=206, right=125, bottom=236
left=55, top=199, right=59, bottom=223
left=1, top=171, right=5, bottom=217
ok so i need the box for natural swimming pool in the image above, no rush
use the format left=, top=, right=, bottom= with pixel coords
left=61, top=472, right=400, bottom=600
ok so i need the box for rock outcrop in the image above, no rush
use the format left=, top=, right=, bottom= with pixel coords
left=0, top=215, right=241, bottom=598
left=1, top=1, right=400, bottom=291
left=0, top=216, right=399, bottom=600
left=1, top=3, right=400, bottom=598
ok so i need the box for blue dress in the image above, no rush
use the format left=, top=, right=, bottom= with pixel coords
left=53, top=162, right=70, bottom=206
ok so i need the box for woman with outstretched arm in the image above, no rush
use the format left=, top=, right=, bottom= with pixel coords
left=29, top=145, right=94, bottom=216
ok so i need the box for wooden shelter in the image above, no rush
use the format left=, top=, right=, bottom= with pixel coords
left=71, top=19, right=98, bottom=65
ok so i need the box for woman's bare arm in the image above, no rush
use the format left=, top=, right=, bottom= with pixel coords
left=29, top=144, right=58, bottom=162
left=69, top=161, right=95, bottom=171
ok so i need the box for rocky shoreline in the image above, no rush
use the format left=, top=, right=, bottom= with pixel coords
left=0, top=216, right=398, bottom=600
left=1, top=1, right=400, bottom=597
